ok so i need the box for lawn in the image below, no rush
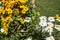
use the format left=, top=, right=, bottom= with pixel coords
left=36, top=0, right=60, bottom=16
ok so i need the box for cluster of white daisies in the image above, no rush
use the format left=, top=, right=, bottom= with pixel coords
left=38, top=16, right=60, bottom=40
left=24, top=16, right=60, bottom=40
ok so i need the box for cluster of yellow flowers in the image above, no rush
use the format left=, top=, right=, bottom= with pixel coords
left=0, top=0, right=29, bottom=35
left=2, top=0, right=29, bottom=14
left=1, top=15, right=13, bottom=35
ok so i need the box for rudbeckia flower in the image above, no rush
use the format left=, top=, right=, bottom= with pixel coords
left=19, top=0, right=28, bottom=3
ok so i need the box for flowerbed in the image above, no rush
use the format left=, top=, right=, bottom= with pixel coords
left=0, top=0, right=60, bottom=40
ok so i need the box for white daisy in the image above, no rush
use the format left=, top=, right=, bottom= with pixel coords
left=48, top=22, right=54, bottom=27
left=20, top=29, right=24, bottom=32
left=0, top=28, right=4, bottom=33
left=45, top=27, right=53, bottom=35
left=39, top=16, right=47, bottom=22
left=45, top=27, right=53, bottom=32
left=48, top=17, right=55, bottom=22
left=56, top=18, right=60, bottom=22
left=0, top=1, right=2, bottom=4
left=45, top=36, right=55, bottom=40
left=55, top=25, right=60, bottom=31
left=25, top=17, right=31, bottom=23
left=39, top=22, right=47, bottom=27
left=25, top=37, right=32, bottom=40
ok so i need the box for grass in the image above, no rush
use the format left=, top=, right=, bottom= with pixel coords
left=36, top=0, right=60, bottom=16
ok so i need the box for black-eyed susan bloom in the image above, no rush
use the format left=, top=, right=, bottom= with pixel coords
left=19, top=0, right=28, bottom=3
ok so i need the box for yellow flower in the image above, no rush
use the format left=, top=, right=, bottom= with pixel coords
left=55, top=14, right=59, bottom=18
left=1, top=17, right=6, bottom=22
left=3, top=26, right=8, bottom=35
left=5, top=8, right=13, bottom=14
left=0, top=9, right=5, bottom=14
left=20, top=5, right=25, bottom=8
left=4, top=1, right=8, bottom=6
left=23, top=6, right=29, bottom=11
left=36, top=12, right=40, bottom=16
left=6, top=16, right=13, bottom=21
left=7, top=22, right=10, bottom=27
left=19, top=0, right=28, bottom=3
left=55, top=14, right=60, bottom=19
left=0, top=9, right=3, bottom=14
left=55, top=14, right=60, bottom=22
left=21, top=20, right=25, bottom=24
left=20, top=5, right=29, bottom=14
left=4, top=31, right=8, bottom=35
left=21, top=10, right=26, bottom=14
left=6, top=3, right=12, bottom=8
left=56, top=14, right=60, bottom=17
left=15, top=0, right=18, bottom=3
left=3, top=10, right=5, bottom=14
left=19, top=17, right=25, bottom=24
left=10, top=1, right=15, bottom=4
left=20, top=5, right=29, bottom=11
left=2, top=0, right=5, bottom=4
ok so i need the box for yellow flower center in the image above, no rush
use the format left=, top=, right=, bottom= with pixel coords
left=42, top=18, right=45, bottom=20
left=36, top=12, right=40, bottom=16
left=48, top=28, right=51, bottom=30
left=50, top=18, right=52, bottom=20
left=50, top=37, right=52, bottom=40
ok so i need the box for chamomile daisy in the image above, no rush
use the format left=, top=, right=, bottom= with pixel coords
left=55, top=25, right=60, bottom=31
left=39, top=16, right=47, bottom=22
left=48, top=17, right=55, bottom=22
left=45, top=36, right=55, bottom=40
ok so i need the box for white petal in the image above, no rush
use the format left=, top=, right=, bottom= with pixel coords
left=0, top=28, right=4, bottom=33
left=45, top=27, right=53, bottom=33
left=25, top=17, right=31, bottom=23
left=0, top=1, right=2, bottom=4
left=55, top=25, right=60, bottom=31
left=48, top=22, right=54, bottom=27
left=45, top=36, right=55, bottom=40
left=39, top=16, right=47, bottom=22
left=39, top=22, right=47, bottom=27
left=20, top=29, right=24, bottom=32
left=56, top=18, right=60, bottom=22
left=25, top=37, right=32, bottom=40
